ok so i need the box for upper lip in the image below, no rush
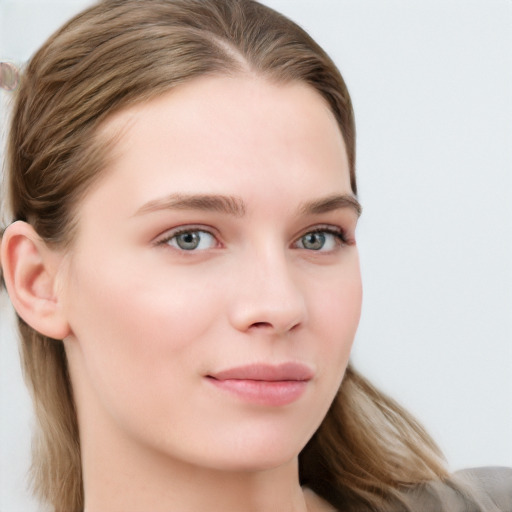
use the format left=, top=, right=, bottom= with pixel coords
left=208, top=362, right=314, bottom=382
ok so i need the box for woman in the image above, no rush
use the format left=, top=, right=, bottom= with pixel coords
left=0, top=1, right=510, bottom=511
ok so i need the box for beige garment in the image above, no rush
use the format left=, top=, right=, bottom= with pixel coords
left=340, top=467, right=512, bottom=512
left=393, top=467, right=512, bottom=512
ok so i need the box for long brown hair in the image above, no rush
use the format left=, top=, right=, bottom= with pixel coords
left=1, top=1, right=449, bottom=510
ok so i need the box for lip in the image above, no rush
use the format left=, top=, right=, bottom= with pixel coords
left=206, top=363, right=313, bottom=406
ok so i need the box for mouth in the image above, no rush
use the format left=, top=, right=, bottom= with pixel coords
left=206, top=362, right=313, bottom=406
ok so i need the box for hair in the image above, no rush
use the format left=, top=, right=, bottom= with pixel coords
left=1, top=1, right=453, bottom=511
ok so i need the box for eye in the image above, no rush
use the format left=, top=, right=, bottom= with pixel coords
left=159, top=229, right=217, bottom=251
left=295, top=228, right=346, bottom=251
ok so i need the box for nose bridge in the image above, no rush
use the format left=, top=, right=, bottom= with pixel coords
left=229, top=238, right=306, bottom=334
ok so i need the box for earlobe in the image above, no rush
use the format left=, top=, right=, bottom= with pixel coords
left=1, top=221, right=71, bottom=340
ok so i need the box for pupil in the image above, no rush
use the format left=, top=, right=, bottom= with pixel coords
left=178, top=232, right=199, bottom=250
left=304, top=232, right=325, bottom=250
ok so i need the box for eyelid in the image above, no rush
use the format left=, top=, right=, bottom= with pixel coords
left=152, top=223, right=351, bottom=251
left=293, top=224, right=349, bottom=250
left=153, top=224, right=221, bottom=248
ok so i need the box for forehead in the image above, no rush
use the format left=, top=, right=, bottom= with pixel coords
left=102, top=74, right=344, bottom=154
left=87, top=74, right=351, bottom=217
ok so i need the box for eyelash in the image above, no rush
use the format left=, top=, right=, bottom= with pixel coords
left=154, top=225, right=349, bottom=252
left=155, top=225, right=219, bottom=250
left=300, top=226, right=348, bottom=247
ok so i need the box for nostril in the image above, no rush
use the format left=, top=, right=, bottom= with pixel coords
left=248, top=320, right=301, bottom=332
left=250, top=322, right=272, bottom=329
left=231, top=293, right=306, bottom=334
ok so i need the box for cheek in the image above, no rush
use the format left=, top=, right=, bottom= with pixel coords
left=67, top=249, right=219, bottom=339
left=62, top=254, right=224, bottom=408
left=318, top=258, right=362, bottom=324
left=310, top=261, right=362, bottom=372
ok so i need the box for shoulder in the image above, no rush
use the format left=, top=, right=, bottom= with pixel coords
left=401, top=467, right=512, bottom=512
left=454, top=467, right=512, bottom=511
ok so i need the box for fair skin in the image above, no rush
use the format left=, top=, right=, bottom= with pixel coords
left=2, top=74, right=361, bottom=511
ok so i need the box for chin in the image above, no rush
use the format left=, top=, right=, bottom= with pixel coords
left=190, top=427, right=310, bottom=474
left=204, top=450, right=300, bottom=474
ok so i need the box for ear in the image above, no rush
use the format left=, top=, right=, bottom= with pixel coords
left=1, top=221, right=71, bottom=340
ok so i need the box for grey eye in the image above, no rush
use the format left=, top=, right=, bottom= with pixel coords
left=176, top=232, right=201, bottom=250
left=296, top=230, right=344, bottom=251
left=301, top=232, right=326, bottom=250
left=168, top=230, right=216, bottom=251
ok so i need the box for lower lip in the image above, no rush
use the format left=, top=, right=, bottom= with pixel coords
left=206, top=378, right=308, bottom=406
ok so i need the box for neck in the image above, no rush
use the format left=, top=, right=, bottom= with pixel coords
left=82, top=440, right=310, bottom=512
left=79, top=417, right=329, bottom=512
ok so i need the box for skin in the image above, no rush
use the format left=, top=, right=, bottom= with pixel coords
left=5, top=74, right=362, bottom=511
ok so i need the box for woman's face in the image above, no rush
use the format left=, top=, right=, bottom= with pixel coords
left=59, top=75, right=362, bottom=472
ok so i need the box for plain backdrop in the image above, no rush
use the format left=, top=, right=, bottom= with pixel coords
left=1, top=0, right=511, bottom=510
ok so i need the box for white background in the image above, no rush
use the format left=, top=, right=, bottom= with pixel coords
left=1, top=1, right=511, bottom=511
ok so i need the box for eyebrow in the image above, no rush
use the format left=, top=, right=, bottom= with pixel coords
left=134, top=192, right=361, bottom=218
left=299, top=194, right=362, bottom=217
left=134, top=193, right=246, bottom=217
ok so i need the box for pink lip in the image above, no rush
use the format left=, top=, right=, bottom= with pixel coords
left=206, top=363, right=313, bottom=406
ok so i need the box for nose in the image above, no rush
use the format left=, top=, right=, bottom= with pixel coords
left=227, top=247, right=307, bottom=335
